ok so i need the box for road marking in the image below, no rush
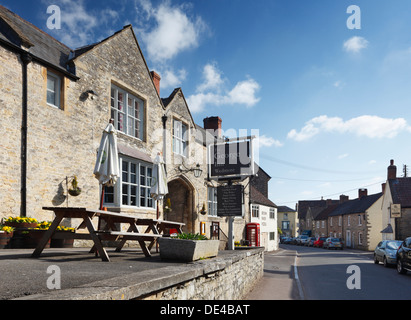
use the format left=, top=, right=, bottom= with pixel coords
left=294, top=254, right=305, bottom=300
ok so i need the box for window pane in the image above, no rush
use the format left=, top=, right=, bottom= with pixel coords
left=122, top=161, right=128, bottom=182
left=47, top=91, right=56, bottom=105
left=140, top=187, right=146, bottom=206
left=47, top=76, right=56, bottom=91
left=122, top=184, right=129, bottom=205
left=135, top=101, right=140, bottom=119
left=130, top=186, right=137, bottom=206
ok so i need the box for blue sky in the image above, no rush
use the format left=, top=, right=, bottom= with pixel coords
left=4, top=0, right=411, bottom=207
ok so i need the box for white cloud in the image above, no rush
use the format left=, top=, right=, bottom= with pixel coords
left=343, top=36, right=369, bottom=53
left=158, top=68, right=187, bottom=89
left=187, top=64, right=261, bottom=113
left=135, top=0, right=208, bottom=63
left=196, top=63, right=225, bottom=92
left=338, top=153, right=349, bottom=160
left=256, top=135, right=283, bottom=148
left=288, top=115, right=411, bottom=142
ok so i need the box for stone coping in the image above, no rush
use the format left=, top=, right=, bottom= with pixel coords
left=14, top=248, right=264, bottom=300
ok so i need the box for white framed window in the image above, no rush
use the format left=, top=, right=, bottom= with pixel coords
left=207, top=187, right=218, bottom=217
left=316, top=221, right=319, bottom=228
left=347, top=216, right=351, bottom=226
left=173, top=119, right=188, bottom=157
left=322, top=221, right=325, bottom=228
left=358, top=214, right=362, bottom=226
left=330, top=217, right=333, bottom=226
left=111, top=85, right=144, bottom=140
left=103, top=156, right=154, bottom=209
left=338, top=216, right=342, bottom=226
left=47, top=71, right=61, bottom=109
left=269, top=208, right=276, bottom=219
left=358, top=232, right=363, bottom=245
left=252, top=205, right=259, bottom=218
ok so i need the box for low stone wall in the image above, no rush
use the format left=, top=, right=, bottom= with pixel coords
left=20, top=248, right=264, bottom=300
left=140, top=248, right=264, bottom=300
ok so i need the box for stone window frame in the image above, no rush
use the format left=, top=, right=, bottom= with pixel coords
left=103, top=155, right=155, bottom=210
left=172, top=118, right=188, bottom=157
left=110, top=84, right=145, bottom=141
left=46, top=69, right=63, bottom=110
left=207, top=187, right=218, bottom=217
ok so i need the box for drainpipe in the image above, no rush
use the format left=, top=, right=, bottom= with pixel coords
left=20, top=52, right=32, bottom=217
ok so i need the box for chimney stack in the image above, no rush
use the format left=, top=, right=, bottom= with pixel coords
left=340, top=195, right=349, bottom=203
left=150, top=71, right=161, bottom=96
left=358, top=188, right=368, bottom=199
left=203, top=116, right=222, bottom=139
left=387, top=159, right=397, bottom=180
left=382, top=183, right=386, bottom=193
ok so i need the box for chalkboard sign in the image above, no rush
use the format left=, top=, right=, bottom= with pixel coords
left=217, top=185, right=243, bottom=217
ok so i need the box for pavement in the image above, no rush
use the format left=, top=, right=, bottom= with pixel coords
left=245, top=247, right=301, bottom=300
left=0, top=247, right=200, bottom=300
left=0, top=247, right=263, bottom=300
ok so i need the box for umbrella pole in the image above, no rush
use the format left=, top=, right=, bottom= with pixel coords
left=156, top=199, right=159, bottom=253
left=100, top=187, right=105, bottom=210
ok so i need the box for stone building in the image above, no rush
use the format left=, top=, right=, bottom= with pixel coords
left=0, top=6, right=268, bottom=247
left=381, top=159, right=411, bottom=241
left=328, top=190, right=383, bottom=251
left=277, top=205, right=298, bottom=237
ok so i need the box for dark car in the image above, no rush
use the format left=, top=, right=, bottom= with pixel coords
left=314, top=236, right=327, bottom=248
left=374, top=240, right=402, bottom=267
left=396, top=237, right=411, bottom=274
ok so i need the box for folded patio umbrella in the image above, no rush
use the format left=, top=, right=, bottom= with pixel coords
left=150, top=153, right=168, bottom=202
left=94, top=122, right=119, bottom=209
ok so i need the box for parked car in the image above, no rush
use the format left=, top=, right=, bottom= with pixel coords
left=396, top=237, right=411, bottom=274
left=296, top=235, right=309, bottom=245
left=314, top=236, right=327, bottom=248
left=323, top=237, right=343, bottom=250
left=304, top=237, right=316, bottom=247
left=374, top=240, right=402, bottom=267
left=281, top=236, right=292, bottom=244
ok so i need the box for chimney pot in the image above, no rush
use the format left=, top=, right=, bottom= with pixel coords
left=382, top=183, right=386, bottom=193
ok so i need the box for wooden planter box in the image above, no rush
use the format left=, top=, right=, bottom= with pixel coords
left=159, top=238, right=220, bottom=262
left=0, top=231, right=13, bottom=249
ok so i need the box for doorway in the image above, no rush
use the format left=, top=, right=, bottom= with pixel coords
left=166, top=177, right=195, bottom=233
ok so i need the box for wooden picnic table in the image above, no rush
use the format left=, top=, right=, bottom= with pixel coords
left=31, top=207, right=185, bottom=262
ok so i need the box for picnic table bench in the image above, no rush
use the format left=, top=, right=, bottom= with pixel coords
left=31, top=207, right=185, bottom=262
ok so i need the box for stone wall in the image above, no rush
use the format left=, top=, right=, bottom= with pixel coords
left=140, top=249, right=264, bottom=300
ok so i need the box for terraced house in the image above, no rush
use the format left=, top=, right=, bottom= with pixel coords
left=0, top=6, right=277, bottom=249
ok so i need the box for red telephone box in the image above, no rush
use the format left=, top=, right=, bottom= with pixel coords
left=246, top=223, right=260, bottom=247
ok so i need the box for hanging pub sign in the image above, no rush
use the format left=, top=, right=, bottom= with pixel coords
left=217, top=185, right=244, bottom=217
left=208, top=137, right=254, bottom=180
left=391, top=203, right=401, bottom=218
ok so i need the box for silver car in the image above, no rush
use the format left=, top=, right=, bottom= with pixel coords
left=374, top=240, right=402, bottom=267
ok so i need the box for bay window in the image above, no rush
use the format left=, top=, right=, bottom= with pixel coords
left=104, top=156, right=154, bottom=209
